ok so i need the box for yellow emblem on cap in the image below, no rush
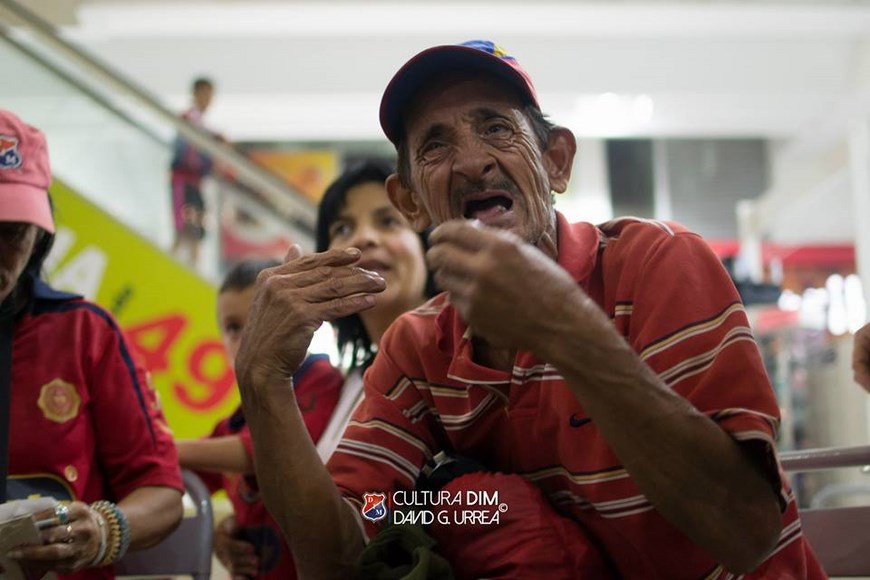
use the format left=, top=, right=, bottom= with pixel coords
left=37, top=379, right=81, bottom=423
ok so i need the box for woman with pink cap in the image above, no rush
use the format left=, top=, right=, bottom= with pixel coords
left=0, top=109, right=183, bottom=579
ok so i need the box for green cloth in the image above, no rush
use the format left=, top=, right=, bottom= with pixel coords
left=354, top=524, right=454, bottom=580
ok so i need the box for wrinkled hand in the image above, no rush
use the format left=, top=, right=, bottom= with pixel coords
left=854, top=323, right=870, bottom=392
left=235, top=244, right=385, bottom=388
left=427, top=220, right=593, bottom=356
left=9, top=501, right=102, bottom=573
left=214, top=515, right=258, bottom=579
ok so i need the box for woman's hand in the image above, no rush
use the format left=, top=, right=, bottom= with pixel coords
left=9, top=501, right=103, bottom=573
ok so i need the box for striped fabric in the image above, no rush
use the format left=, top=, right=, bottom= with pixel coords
left=327, top=212, right=824, bottom=578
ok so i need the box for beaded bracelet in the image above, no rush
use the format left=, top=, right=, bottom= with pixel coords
left=89, top=500, right=131, bottom=565
left=88, top=501, right=119, bottom=566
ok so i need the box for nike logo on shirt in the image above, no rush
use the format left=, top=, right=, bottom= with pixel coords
left=569, top=414, right=592, bottom=428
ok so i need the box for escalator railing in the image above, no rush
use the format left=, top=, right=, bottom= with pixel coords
left=0, top=0, right=315, bottom=282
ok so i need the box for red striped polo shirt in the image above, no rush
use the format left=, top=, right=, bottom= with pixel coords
left=328, top=212, right=824, bottom=579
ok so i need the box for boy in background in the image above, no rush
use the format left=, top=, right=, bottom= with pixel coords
left=170, top=77, right=219, bottom=268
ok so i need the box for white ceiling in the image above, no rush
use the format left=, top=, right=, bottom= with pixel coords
left=40, top=0, right=870, bottom=145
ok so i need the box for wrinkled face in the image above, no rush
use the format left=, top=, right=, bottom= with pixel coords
left=0, top=222, right=38, bottom=304
left=328, top=182, right=427, bottom=315
left=402, top=75, right=559, bottom=246
left=216, top=285, right=256, bottom=366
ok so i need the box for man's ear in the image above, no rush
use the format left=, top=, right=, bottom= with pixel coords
left=386, top=173, right=433, bottom=232
left=543, top=126, right=577, bottom=194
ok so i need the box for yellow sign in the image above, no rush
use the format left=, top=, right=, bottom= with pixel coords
left=46, top=179, right=237, bottom=439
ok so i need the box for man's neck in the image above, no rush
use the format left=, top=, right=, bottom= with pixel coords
left=532, top=210, right=560, bottom=261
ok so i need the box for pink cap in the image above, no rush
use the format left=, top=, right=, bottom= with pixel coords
left=0, top=109, right=54, bottom=233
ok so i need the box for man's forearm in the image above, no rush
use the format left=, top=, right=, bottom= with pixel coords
left=545, top=317, right=780, bottom=573
left=242, top=378, right=364, bottom=578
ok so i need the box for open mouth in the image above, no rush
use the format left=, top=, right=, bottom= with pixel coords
left=462, top=195, right=514, bottom=220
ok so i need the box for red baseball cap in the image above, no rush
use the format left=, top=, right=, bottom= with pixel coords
left=379, top=40, right=540, bottom=145
left=0, top=110, right=54, bottom=233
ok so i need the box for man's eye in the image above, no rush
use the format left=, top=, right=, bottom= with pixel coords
left=483, top=121, right=512, bottom=137
left=418, top=140, right=449, bottom=162
left=422, top=141, right=444, bottom=154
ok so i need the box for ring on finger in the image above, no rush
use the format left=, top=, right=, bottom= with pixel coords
left=55, top=504, right=70, bottom=525
left=64, top=524, right=74, bottom=543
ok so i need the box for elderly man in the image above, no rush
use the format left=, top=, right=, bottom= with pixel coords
left=237, top=40, right=823, bottom=578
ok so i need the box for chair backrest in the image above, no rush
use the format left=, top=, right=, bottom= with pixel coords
left=780, top=445, right=870, bottom=577
left=114, top=469, right=213, bottom=580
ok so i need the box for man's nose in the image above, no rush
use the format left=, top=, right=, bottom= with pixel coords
left=452, top=137, right=496, bottom=182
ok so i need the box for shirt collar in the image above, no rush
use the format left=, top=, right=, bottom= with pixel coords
left=553, top=210, right=602, bottom=287
left=32, top=275, right=81, bottom=303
